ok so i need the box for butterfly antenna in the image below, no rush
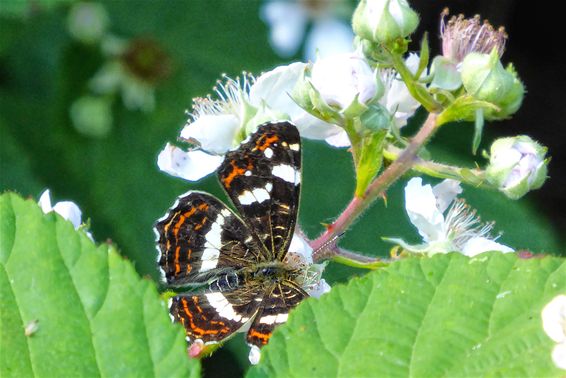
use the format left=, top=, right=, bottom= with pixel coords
left=313, top=232, right=345, bottom=257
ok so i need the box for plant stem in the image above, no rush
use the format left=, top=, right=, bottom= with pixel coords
left=391, top=54, right=442, bottom=113
left=311, top=112, right=439, bottom=262
left=382, top=145, right=492, bottom=188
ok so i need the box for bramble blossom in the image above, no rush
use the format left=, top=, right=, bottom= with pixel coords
left=387, top=178, right=514, bottom=256
left=158, top=65, right=343, bottom=181
left=38, top=190, right=93, bottom=240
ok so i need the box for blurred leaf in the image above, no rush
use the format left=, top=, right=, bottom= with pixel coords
left=0, top=192, right=199, bottom=377
left=248, top=253, right=565, bottom=377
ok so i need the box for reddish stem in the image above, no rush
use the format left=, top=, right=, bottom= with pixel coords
left=311, top=113, right=439, bottom=262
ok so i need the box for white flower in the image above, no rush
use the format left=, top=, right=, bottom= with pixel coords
left=159, top=64, right=345, bottom=181
left=38, top=190, right=93, bottom=240
left=39, top=190, right=83, bottom=229
left=310, top=52, right=380, bottom=110
left=249, top=62, right=345, bottom=145
left=261, top=0, right=354, bottom=61
left=388, top=178, right=514, bottom=256
left=541, top=295, right=566, bottom=370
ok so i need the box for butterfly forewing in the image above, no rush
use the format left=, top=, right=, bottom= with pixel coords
left=217, top=121, right=301, bottom=261
left=155, top=191, right=262, bottom=286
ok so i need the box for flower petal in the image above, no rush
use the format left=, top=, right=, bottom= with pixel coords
left=324, top=129, right=351, bottom=147
left=38, top=190, right=53, bottom=213
left=552, top=343, right=566, bottom=370
left=308, top=278, right=331, bottom=298
left=250, top=63, right=339, bottom=141
left=404, top=177, right=445, bottom=242
left=260, top=1, right=308, bottom=57
left=461, top=237, right=514, bottom=257
left=180, top=114, right=240, bottom=154
left=52, top=201, right=83, bottom=229
left=432, top=179, right=462, bottom=213
left=542, top=295, right=566, bottom=343
left=289, top=232, right=313, bottom=264
left=304, top=18, right=354, bottom=62
left=157, top=143, right=223, bottom=181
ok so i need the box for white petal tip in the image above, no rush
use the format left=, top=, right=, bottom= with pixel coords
left=248, top=345, right=261, bottom=365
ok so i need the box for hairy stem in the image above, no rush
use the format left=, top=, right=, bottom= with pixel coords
left=383, top=145, right=492, bottom=188
left=311, top=112, right=439, bottom=262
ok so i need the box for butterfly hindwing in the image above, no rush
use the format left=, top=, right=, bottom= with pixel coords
left=170, top=283, right=263, bottom=345
left=246, top=280, right=307, bottom=347
left=155, top=191, right=262, bottom=286
left=218, top=121, right=301, bottom=261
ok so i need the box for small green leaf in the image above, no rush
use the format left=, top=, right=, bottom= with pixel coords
left=0, top=193, right=199, bottom=377
left=248, top=253, right=565, bottom=377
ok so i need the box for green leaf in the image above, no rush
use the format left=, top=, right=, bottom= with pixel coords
left=0, top=192, right=199, bottom=377
left=248, top=253, right=565, bottom=377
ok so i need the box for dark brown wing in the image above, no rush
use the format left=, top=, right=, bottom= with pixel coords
left=170, top=284, right=263, bottom=345
left=217, top=121, right=301, bottom=262
left=154, top=191, right=262, bottom=286
left=246, top=280, right=307, bottom=347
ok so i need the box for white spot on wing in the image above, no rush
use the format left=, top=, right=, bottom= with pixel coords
left=200, top=247, right=220, bottom=272
left=272, top=164, right=299, bottom=185
left=199, top=214, right=225, bottom=272
left=289, top=143, right=300, bottom=151
left=238, top=191, right=255, bottom=205
left=264, top=147, right=274, bottom=158
left=259, top=313, right=288, bottom=324
left=238, top=187, right=271, bottom=205
left=205, top=292, right=243, bottom=322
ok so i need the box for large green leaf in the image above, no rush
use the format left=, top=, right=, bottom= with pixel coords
left=248, top=253, right=565, bottom=377
left=0, top=192, right=199, bottom=377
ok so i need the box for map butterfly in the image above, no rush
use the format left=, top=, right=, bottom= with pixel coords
left=155, top=121, right=309, bottom=352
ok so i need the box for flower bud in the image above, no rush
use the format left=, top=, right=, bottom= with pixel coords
left=353, top=0, right=419, bottom=44
left=309, top=53, right=383, bottom=115
left=461, top=49, right=525, bottom=118
left=67, top=2, right=109, bottom=44
left=486, top=136, right=548, bottom=199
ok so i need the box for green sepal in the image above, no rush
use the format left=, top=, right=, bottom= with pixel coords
left=472, top=108, right=485, bottom=154
left=355, top=129, right=387, bottom=196
left=331, top=254, right=390, bottom=270
left=415, top=32, right=429, bottom=80
left=437, top=95, right=499, bottom=126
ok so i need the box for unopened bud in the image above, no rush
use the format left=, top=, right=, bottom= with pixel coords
left=461, top=49, right=524, bottom=118
left=486, top=136, right=548, bottom=199
left=353, top=0, right=419, bottom=44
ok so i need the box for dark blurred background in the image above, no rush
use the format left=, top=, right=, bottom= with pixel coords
left=0, top=1, right=564, bottom=376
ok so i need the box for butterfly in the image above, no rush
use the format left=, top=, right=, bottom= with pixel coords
left=154, top=121, right=310, bottom=353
